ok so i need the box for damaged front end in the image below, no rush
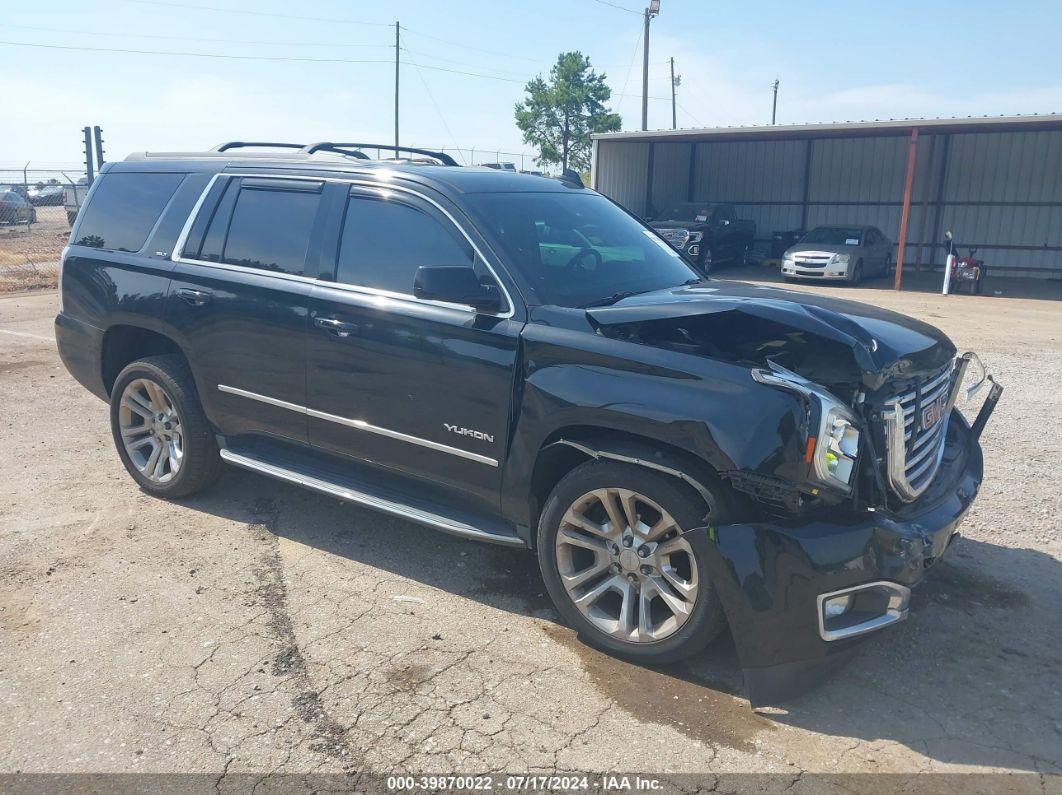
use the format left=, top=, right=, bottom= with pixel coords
left=586, top=283, right=1004, bottom=704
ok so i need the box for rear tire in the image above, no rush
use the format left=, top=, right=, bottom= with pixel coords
left=109, top=355, right=221, bottom=498
left=537, top=460, right=734, bottom=665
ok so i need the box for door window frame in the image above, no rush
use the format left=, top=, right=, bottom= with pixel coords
left=172, top=172, right=516, bottom=318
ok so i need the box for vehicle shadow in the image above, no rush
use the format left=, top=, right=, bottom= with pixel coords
left=177, top=468, right=1061, bottom=771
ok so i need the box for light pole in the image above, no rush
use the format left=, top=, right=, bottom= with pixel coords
left=670, top=57, right=680, bottom=130
left=641, top=0, right=660, bottom=131
left=771, top=78, right=779, bottom=125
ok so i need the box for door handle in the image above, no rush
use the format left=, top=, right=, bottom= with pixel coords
left=314, top=317, right=358, bottom=338
left=176, top=287, right=212, bottom=306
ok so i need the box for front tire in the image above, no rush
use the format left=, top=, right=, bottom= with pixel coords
left=109, top=355, right=221, bottom=498
left=848, top=259, right=864, bottom=285
left=537, top=461, right=733, bottom=665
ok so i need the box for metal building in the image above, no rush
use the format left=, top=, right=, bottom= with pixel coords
left=591, top=115, right=1062, bottom=279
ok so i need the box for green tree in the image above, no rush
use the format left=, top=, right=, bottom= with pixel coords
left=515, top=52, right=621, bottom=173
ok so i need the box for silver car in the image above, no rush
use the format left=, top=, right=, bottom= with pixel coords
left=782, top=225, right=893, bottom=284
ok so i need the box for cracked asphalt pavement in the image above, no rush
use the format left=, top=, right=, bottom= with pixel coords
left=1, top=287, right=1060, bottom=790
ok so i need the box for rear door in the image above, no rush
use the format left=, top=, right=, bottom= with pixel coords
left=167, top=175, right=328, bottom=443
left=305, top=184, right=521, bottom=513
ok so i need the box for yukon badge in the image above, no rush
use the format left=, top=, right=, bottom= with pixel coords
left=444, top=423, right=494, bottom=444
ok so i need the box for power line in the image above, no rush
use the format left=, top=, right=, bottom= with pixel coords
left=127, top=0, right=391, bottom=26
left=399, top=32, right=466, bottom=165
left=0, top=39, right=393, bottom=64
left=0, top=22, right=392, bottom=48
left=588, top=0, right=642, bottom=14
left=399, top=47, right=533, bottom=78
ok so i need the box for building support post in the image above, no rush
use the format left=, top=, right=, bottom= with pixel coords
left=914, top=132, right=937, bottom=271
left=893, top=127, right=919, bottom=290
left=928, top=134, right=952, bottom=274
left=800, top=139, right=814, bottom=231
left=686, top=142, right=697, bottom=202
left=644, top=143, right=656, bottom=218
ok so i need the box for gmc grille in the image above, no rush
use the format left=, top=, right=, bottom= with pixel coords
left=657, top=228, right=689, bottom=248
left=882, top=361, right=961, bottom=502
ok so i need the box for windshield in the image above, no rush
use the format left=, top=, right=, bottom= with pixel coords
left=656, top=202, right=714, bottom=222
left=801, top=227, right=863, bottom=246
left=466, top=192, right=700, bottom=308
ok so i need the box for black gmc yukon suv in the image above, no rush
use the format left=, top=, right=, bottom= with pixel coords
left=55, top=142, right=1001, bottom=705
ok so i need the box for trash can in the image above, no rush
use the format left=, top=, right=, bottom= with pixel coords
left=771, top=229, right=805, bottom=260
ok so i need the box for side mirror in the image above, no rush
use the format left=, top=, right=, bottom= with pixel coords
left=414, top=266, right=501, bottom=312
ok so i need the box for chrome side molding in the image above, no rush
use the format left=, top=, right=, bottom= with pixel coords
left=217, top=384, right=498, bottom=467
left=219, top=448, right=525, bottom=548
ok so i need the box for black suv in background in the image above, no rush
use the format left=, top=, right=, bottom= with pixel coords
left=56, top=142, right=1001, bottom=705
left=648, top=202, right=756, bottom=271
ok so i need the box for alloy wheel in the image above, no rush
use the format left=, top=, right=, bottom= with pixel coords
left=118, top=378, right=184, bottom=483
left=554, top=488, right=700, bottom=643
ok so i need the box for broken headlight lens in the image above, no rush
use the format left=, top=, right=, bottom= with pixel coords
left=816, top=408, right=860, bottom=488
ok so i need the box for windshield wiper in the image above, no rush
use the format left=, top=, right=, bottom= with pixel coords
left=580, top=290, right=646, bottom=309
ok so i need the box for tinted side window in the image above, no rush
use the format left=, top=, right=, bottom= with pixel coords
left=213, top=186, right=320, bottom=275
left=74, top=172, right=185, bottom=251
left=336, top=195, right=473, bottom=294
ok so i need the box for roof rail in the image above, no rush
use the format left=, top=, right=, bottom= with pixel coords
left=301, top=142, right=458, bottom=166
left=212, top=141, right=307, bottom=153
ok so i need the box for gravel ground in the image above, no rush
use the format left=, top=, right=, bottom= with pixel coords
left=0, top=285, right=1059, bottom=792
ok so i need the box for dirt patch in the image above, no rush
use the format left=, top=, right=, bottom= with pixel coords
left=0, top=359, right=45, bottom=374
left=383, top=662, right=434, bottom=693
left=542, top=624, right=770, bottom=753
left=913, top=561, right=1030, bottom=614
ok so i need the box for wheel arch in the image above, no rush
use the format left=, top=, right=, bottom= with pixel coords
left=526, top=426, right=725, bottom=548
left=100, top=324, right=188, bottom=397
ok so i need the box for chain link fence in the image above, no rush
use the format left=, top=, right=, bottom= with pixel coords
left=0, top=164, right=86, bottom=292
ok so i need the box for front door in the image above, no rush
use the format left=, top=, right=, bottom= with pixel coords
left=305, top=184, right=521, bottom=513
left=167, top=175, right=327, bottom=443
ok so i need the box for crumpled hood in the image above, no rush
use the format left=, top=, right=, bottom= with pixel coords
left=586, top=280, right=956, bottom=390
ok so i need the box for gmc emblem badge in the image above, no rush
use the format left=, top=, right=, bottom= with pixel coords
left=921, top=394, right=948, bottom=430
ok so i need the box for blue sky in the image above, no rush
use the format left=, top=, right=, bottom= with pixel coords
left=3, top=0, right=1061, bottom=166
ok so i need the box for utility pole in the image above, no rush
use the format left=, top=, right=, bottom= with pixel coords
left=93, top=126, right=105, bottom=167
left=82, top=126, right=95, bottom=185
left=394, top=21, right=400, bottom=150
left=771, top=78, right=779, bottom=125
left=669, top=57, right=680, bottom=130
left=641, top=0, right=660, bottom=131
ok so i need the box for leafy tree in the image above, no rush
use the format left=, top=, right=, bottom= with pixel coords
left=515, top=52, right=621, bottom=173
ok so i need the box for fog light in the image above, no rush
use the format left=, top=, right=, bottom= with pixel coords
left=823, top=593, right=853, bottom=618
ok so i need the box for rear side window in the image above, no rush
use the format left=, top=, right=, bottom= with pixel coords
left=197, top=182, right=321, bottom=276
left=74, top=172, right=185, bottom=251
left=335, top=194, right=473, bottom=294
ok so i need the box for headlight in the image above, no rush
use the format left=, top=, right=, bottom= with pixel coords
left=751, top=364, right=862, bottom=492
left=816, top=408, right=860, bottom=487
left=783, top=258, right=795, bottom=267
left=687, top=231, right=703, bottom=243
left=830, top=253, right=850, bottom=265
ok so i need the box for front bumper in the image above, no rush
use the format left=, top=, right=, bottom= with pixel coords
left=781, top=260, right=850, bottom=280
left=698, top=407, right=994, bottom=707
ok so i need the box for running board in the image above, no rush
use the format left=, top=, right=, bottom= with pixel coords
left=219, top=448, right=526, bottom=548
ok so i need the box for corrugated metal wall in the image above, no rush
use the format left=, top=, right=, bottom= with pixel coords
left=595, top=128, right=1062, bottom=277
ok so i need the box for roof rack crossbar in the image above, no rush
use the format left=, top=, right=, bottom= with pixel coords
left=213, top=141, right=307, bottom=153
left=302, top=142, right=458, bottom=166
